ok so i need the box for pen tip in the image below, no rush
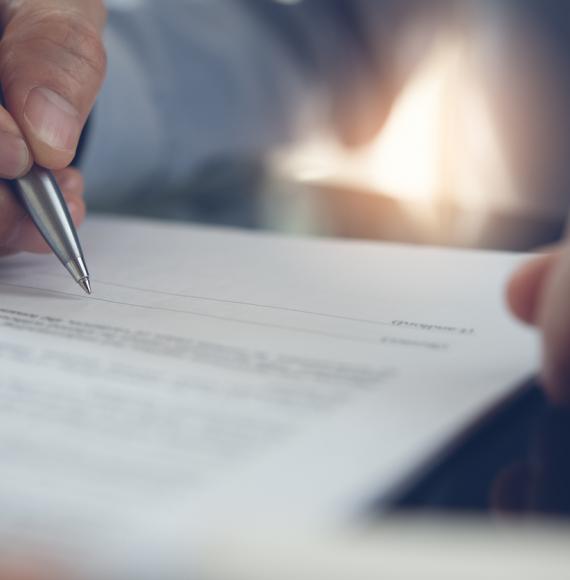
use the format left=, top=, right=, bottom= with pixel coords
left=78, top=277, right=92, bottom=295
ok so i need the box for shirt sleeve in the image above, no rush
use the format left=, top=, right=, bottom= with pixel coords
left=81, top=0, right=440, bottom=205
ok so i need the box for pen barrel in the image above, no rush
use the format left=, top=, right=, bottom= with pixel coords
left=9, top=165, right=87, bottom=272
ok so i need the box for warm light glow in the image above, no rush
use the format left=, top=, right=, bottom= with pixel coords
left=367, top=39, right=453, bottom=202
left=273, top=36, right=515, bottom=212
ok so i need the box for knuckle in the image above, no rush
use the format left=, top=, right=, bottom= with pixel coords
left=1, top=8, right=107, bottom=95
left=49, top=11, right=108, bottom=83
left=68, top=16, right=108, bottom=79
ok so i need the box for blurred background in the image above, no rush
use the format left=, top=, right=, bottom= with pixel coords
left=96, top=0, right=570, bottom=252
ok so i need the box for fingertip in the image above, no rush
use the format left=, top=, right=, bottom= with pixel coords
left=506, top=269, right=536, bottom=325
left=66, top=194, right=86, bottom=226
left=54, top=169, right=86, bottom=228
left=26, top=144, right=76, bottom=172
left=506, top=253, right=559, bottom=325
left=506, top=272, right=525, bottom=322
left=55, top=168, right=84, bottom=198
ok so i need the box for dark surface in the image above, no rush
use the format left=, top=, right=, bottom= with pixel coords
left=387, top=378, right=570, bottom=518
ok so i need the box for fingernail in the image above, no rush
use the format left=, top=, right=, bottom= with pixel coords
left=24, top=87, right=80, bottom=151
left=0, top=132, right=29, bottom=177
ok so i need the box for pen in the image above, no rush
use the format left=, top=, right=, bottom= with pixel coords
left=8, top=166, right=92, bottom=294
left=0, top=95, right=91, bottom=294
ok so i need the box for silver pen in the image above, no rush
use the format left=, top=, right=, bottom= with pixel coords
left=9, top=167, right=91, bottom=294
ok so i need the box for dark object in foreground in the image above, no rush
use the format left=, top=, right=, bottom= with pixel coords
left=385, top=378, right=570, bottom=518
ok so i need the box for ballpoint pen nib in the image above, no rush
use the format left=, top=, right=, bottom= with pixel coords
left=78, top=277, right=92, bottom=295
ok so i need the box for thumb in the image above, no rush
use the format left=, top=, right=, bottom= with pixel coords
left=507, top=245, right=570, bottom=404
left=537, top=244, right=570, bottom=404
left=0, top=0, right=107, bottom=169
left=506, top=250, right=560, bottom=325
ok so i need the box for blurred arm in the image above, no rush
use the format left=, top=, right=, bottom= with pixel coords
left=81, top=0, right=442, bottom=204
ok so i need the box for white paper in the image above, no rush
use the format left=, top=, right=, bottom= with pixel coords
left=0, top=216, right=538, bottom=570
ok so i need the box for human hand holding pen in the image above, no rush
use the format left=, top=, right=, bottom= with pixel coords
left=0, top=0, right=106, bottom=255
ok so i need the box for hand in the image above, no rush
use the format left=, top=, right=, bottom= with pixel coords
left=0, top=556, right=60, bottom=580
left=0, top=563, right=41, bottom=580
left=0, top=0, right=107, bottom=254
left=0, top=559, right=69, bottom=580
left=507, top=242, right=570, bottom=404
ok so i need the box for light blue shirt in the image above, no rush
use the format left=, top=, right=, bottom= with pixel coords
left=82, top=0, right=437, bottom=210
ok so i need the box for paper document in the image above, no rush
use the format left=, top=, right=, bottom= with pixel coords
left=0, top=216, right=537, bottom=565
